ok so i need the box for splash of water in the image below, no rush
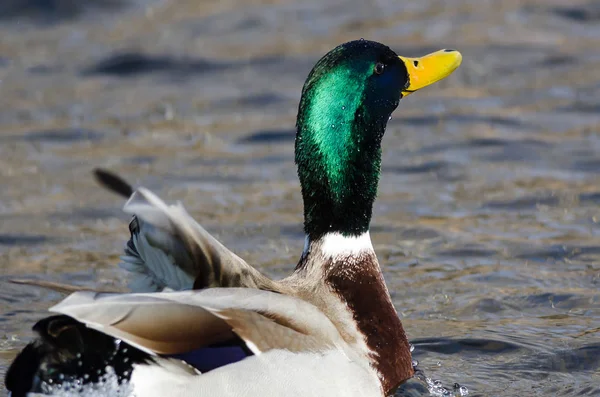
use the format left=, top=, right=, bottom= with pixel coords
left=410, top=347, right=469, bottom=397
left=31, top=367, right=133, bottom=397
left=410, top=368, right=469, bottom=396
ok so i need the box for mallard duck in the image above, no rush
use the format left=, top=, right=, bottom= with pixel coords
left=5, top=39, right=461, bottom=397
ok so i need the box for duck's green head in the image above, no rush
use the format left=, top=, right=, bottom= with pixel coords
left=296, top=40, right=461, bottom=240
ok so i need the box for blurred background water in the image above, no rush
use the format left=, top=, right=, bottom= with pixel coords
left=0, top=0, right=599, bottom=395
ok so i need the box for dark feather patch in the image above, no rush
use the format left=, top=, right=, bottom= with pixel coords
left=167, top=337, right=252, bottom=373
left=93, top=168, right=134, bottom=198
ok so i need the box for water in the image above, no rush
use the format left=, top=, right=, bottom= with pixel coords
left=1, top=0, right=600, bottom=395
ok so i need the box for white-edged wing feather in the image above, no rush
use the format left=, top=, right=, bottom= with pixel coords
left=120, top=188, right=280, bottom=293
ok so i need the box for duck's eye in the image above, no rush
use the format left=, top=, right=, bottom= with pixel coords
left=374, top=62, right=385, bottom=75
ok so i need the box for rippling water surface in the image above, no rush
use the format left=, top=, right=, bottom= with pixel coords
left=1, top=0, right=600, bottom=395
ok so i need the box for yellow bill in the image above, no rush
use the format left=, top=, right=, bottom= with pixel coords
left=398, top=49, right=462, bottom=96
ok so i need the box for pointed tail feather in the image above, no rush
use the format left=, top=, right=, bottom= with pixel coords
left=94, top=168, right=134, bottom=198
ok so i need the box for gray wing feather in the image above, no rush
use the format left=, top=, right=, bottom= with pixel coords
left=120, top=188, right=281, bottom=293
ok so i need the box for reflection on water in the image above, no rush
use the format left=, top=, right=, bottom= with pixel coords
left=1, top=0, right=600, bottom=395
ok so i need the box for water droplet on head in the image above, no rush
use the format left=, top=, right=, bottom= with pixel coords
left=331, top=124, right=335, bottom=128
left=359, top=38, right=365, bottom=41
left=342, top=106, right=346, bottom=110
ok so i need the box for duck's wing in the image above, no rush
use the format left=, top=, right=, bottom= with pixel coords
left=50, top=288, right=342, bottom=356
left=94, top=169, right=279, bottom=293
left=123, top=188, right=281, bottom=293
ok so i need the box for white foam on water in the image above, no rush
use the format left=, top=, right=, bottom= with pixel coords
left=410, top=346, right=469, bottom=397
left=31, top=367, right=134, bottom=397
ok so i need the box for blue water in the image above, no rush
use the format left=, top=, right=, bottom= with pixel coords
left=1, top=1, right=599, bottom=395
